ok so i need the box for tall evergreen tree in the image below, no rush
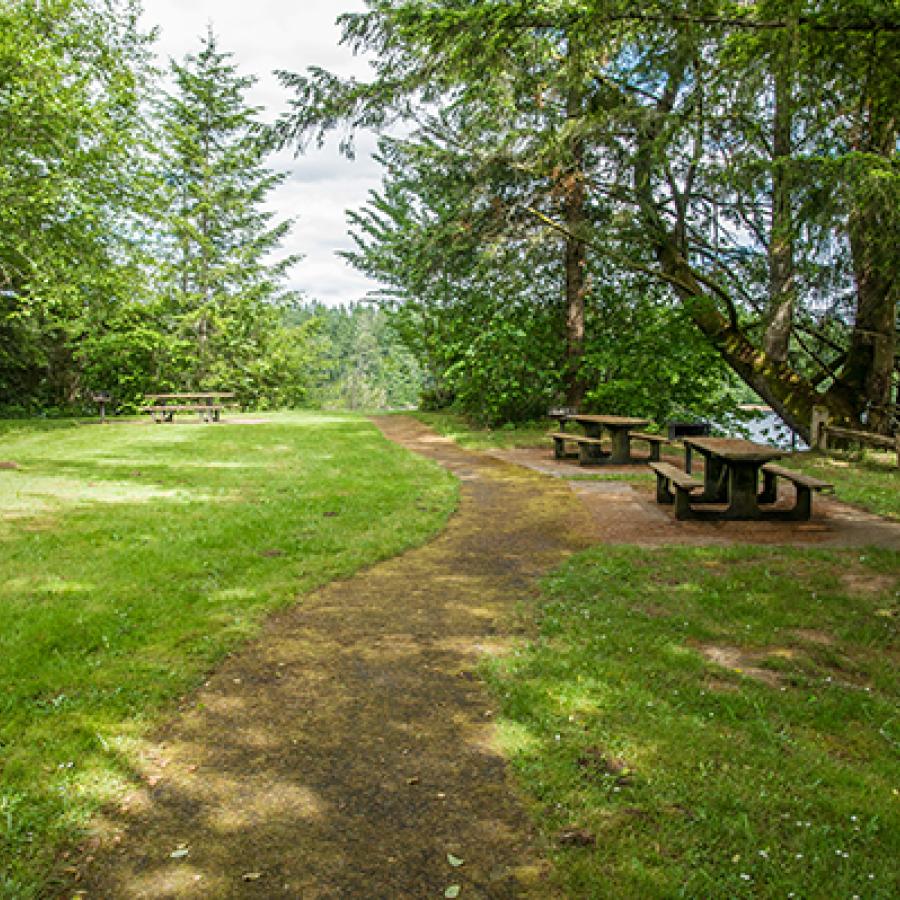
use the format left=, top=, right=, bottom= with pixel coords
left=156, top=30, right=300, bottom=400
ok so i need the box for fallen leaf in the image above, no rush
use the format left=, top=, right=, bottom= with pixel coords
left=444, top=886, right=461, bottom=898
left=447, top=853, right=464, bottom=868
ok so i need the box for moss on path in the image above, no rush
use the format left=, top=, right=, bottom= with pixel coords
left=73, top=417, right=597, bottom=898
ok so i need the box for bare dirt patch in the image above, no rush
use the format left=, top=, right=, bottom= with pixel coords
left=695, top=643, right=786, bottom=687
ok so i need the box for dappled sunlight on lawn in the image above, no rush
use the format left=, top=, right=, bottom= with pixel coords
left=0, top=472, right=211, bottom=521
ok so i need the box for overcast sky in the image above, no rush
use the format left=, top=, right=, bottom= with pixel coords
left=141, top=0, right=385, bottom=307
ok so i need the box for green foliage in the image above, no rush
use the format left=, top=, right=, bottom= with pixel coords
left=295, top=302, right=423, bottom=410
left=583, top=291, right=745, bottom=424
left=279, top=0, right=899, bottom=434
left=151, top=30, right=303, bottom=406
left=0, top=0, right=155, bottom=412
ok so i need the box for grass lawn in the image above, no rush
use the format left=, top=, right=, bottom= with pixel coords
left=412, top=410, right=552, bottom=450
left=487, top=544, right=899, bottom=898
left=0, top=412, right=457, bottom=898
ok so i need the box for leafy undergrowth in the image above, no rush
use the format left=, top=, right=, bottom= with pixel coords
left=778, top=450, right=899, bottom=520
left=412, top=411, right=551, bottom=450
left=0, top=412, right=457, bottom=898
left=487, top=544, right=899, bottom=899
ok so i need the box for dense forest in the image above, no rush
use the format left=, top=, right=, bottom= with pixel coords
left=2, top=1, right=898, bottom=432
left=279, top=0, right=898, bottom=435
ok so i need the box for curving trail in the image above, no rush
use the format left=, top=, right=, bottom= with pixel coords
left=75, top=416, right=597, bottom=898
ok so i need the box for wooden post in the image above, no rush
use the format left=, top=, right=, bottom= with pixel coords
left=810, top=405, right=830, bottom=451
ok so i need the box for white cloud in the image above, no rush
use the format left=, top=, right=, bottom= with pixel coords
left=141, top=0, right=386, bottom=306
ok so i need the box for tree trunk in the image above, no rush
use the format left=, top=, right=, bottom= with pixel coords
left=764, top=24, right=796, bottom=363
left=562, top=39, right=588, bottom=409
left=837, top=50, right=898, bottom=434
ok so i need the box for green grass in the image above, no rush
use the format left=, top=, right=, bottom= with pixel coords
left=412, top=411, right=551, bottom=450
left=778, top=450, right=899, bottom=520
left=486, top=544, right=899, bottom=898
left=0, top=412, right=457, bottom=898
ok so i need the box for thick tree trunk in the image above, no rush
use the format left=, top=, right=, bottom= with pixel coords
left=657, top=241, right=856, bottom=442
left=842, top=201, right=897, bottom=432
left=562, top=42, right=588, bottom=409
left=765, top=35, right=795, bottom=363
left=563, top=165, right=587, bottom=408
left=837, top=63, right=898, bottom=434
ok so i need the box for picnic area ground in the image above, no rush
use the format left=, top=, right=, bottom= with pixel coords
left=0, top=413, right=897, bottom=898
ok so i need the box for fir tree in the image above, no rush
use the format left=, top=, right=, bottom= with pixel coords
left=157, top=29, right=300, bottom=398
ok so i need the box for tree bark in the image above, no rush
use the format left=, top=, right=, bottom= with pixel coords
left=764, top=23, right=796, bottom=363
left=562, top=40, right=588, bottom=409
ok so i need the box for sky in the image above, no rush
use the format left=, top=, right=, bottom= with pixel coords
left=141, top=0, right=385, bottom=307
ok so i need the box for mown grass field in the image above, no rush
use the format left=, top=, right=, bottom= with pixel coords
left=487, top=544, right=899, bottom=898
left=0, top=413, right=457, bottom=898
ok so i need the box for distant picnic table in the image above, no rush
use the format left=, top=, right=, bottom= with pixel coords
left=549, top=413, right=668, bottom=465
left=140, top=392, right=237, bottom=424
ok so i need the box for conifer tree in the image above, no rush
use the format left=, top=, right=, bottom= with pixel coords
left=156, top=30, right=300, bottom=398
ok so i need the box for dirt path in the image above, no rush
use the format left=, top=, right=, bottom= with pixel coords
left=74, top=417, right=597, bottom=898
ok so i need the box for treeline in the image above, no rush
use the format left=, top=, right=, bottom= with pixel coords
left=295, top=302, right=422, bottom=411
left=1, top=1, right=310, bottom=414
left=277, top=1, right=898, bottom=434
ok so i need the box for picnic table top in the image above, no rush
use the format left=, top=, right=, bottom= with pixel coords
left=683, top=436, right=782, bottom=462
left=570, top=414, right=650, bottom=428
left=145, top=392, right=235, bottom=400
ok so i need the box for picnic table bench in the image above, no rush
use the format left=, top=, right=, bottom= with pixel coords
left=651, top=437, right=833, bottom=521
left=141, top=392, right=237, bottom=424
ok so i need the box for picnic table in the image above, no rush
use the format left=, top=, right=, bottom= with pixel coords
left=570, top=414, right=652, bottom=464
left=549, top=413, right=668, bottom=465
left=650, top=436, right=833, bottom=521
left=141, top=392, right=236, bottom=424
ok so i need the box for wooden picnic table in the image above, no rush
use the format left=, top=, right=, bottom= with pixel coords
left=141, top=392, right=237, bottom=423
left=682, top=436, right=783, bottom=519
left=570, top=414, right=651, bottom=464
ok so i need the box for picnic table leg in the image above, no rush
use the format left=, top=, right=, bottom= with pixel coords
left=759, top=468, right=779, bottom=504
left=609, top=427, right=631, bottom=464
left=725, top=462, right=763, bottom=519
left=700, top=455, right=728, bottom=502
left=674, top=486, right=696, bottom=520
left=655, top=471, right=674, bottom=504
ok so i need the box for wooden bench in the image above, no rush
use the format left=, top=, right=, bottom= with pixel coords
left=575, top=435, right=610, bottom=466
left=549, top=432, right=610, bottom=464
left=649, top=461, right=703, bottom=519
left=628, top=431, right=669, bottom=461
left=759, top=463, right=834, bottom=521
left=818, top=423, right=898, bottom=467
left=549, top=431, right=580, bottom=460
